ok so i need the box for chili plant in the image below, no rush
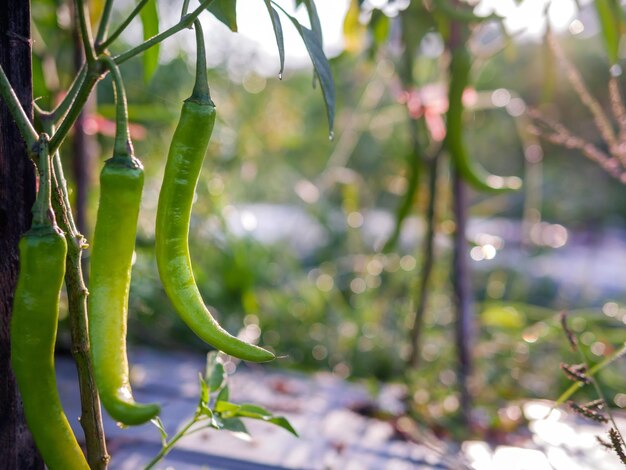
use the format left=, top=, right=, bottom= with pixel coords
left=0, top=0, right=334, bottom=468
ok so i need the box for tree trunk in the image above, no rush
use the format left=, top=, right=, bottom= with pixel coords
left=0, top=1, right=45, bottom=468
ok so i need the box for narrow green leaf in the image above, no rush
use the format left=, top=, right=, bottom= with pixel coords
left=222, top=417, right=251, bottom=440
left=370, top=9, right=390, bottom=46
left=139, top=0, right=159, bottom=84
left=263, top=0, right=285, bottom=78
left=268, top=416, right=298, bottom=436
left=273, top=3, right=335, bottom=134
left=595, top=0, right=621, bottom=64
left=150, top=417, right=168, bottom=446
left=199, top=373, right=210, bottom=405
left=301, top=0, right=323, bottom=44
left=216, top=384, right=230, bottom=403
left=208, top=362, right=225, bottom=392
left=214, top=401, right=240, bottom=414
left=238, top=404, right=272, bottom=417
left=208, top=0, right=238, bottom=32
left=343, top=0, right=366, bottom=54
left=200, top=402, right=214, bottom=420
left=205, top=352, right=226, bottom=392
left=211, top=414, right=224, bottom=429
left=295, top=23, right=335, bottom=135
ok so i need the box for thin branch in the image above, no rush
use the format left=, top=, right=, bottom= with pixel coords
left=608, top=77, right=626, bottom=162
left=75, top=0, right=97, bottom=64
left=49, top=65, right=87, bottom=123
left=113, top=0, right=216, bottom=65
left=548, top=34, right=617, bottom=149
left=94, top=0, right=116, bottom=48
left=0, top=64, right=38, bottom=149
left=408, top=153, right=440, bottom=368
left=96, top=0, right=150, bottom=53
left=527, top=108, right=623, bottom=180
left=48, top=64, right=102, bottom=155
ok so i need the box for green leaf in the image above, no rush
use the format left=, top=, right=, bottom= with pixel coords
left=296, top=24, right=335, bottom=135
left=343, top=0, right=366, bottom=54
left=150, top=417, right=168, bottom=446
left=200, top=402, right=214, bottom=419
left=370, top=9, right=390, bottom=47
left=139, top=0, right=159, bottom=84
left=274, top=3, right=335, bottom=135
left=208, top=363, right=226, bottom=393
left=205, top=352, right=226, bottom=392
left=263, top=1, right=285, bottom=78
left=268, top=416, right=298, bottom=436
left=300, top=0, right=323, bottom=44
left=213, top=402, right=298, bottom=436
left=199, top=373, right=210, bottom=404
left=595, top=0, right=621, bottom=64
left=208, top=0, right=238, bottom=32
left=221, top=417, right=251, bottom=441
left=216, top=384, right=230, bottom=403
left=237, top=404, right=272, bottom=417
left=214, top=400, right=240, bottom=414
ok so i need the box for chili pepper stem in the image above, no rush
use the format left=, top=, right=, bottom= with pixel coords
left=101, top=56, right=134, bottom=157
left=189, top=20, right=214, bottom=106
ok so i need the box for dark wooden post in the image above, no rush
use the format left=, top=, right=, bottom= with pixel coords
left=0, top=1, right=44, bottom=468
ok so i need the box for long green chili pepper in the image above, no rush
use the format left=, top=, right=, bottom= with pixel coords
left=445, top=44, right=521, bottom=192
left=11, top=135, right=89, bottom=470
left=88, top=56, right=160, bottom=425
left=155, top=21, right=274, bottom=362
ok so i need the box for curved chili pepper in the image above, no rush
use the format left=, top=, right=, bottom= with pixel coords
left=446, top=45, right=521, bottom=192
left=88, top=57, right=160, bottom=425
left=11, top=135, right=89, bottom=470
left=155, top=22, right=274, bottom=362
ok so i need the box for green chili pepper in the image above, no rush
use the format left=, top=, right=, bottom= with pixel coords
left=88, top=57, right=160, bottom=425
left=446, top=44, right=521, bottom=192
left=11, top=135, right=89, bottom=470
left=155, top=22, right=274, bottom=363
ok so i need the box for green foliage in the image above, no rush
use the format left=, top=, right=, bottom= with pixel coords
left=146, top=352, right=296, bottom=469
left=139, top=0, right=159, bottom=84
left=207, top=0, right=238, bottom=32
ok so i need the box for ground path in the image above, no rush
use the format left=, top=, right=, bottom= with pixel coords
left=56, top=348, right=625, bottom=469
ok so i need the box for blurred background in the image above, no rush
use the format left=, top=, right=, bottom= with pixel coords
left=32, top=0, right=626, bottom=440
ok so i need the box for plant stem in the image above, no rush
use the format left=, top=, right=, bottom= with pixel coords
left=51, top=65, right=87, bottom=123
left=189, top=20, right=213, bottom=104
left=578, top=346, right=626, bottom=445
left=113, top=0, right=215, bottom=65
left=75, top=0, right=97, bottom=65
left=45, top=119, right=110, bottom=469
left=144, top=414, right=200, bottom=470
left=451, top=168, right=474, bottom=429
left=554, top=342, right=626, bottom=406
left=181, top=0, right=191, bottom=21
left=94, top=0, right=115, bottom=48
left=0, top=63, right=38, bottom=149
left=49, top=64, right=102, bottom=155
left=100, top=56, right=133, bottom=156
left=408, top=152, right=440, bottom=368
left=33, top=134, right=50, bottom=226
left=96, top=0, right=150, bottom=53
